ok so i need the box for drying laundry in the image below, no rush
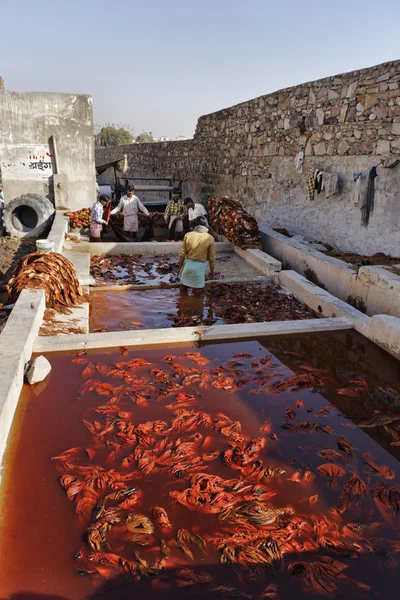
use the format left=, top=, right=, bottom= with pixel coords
left=307, top=166, right=317, bottom=201
left=353, top=173, right=362, bottom=206
left=323, top=172, right=340, bottom=198
left=361, top=166, right=378, bottom=227
left=315, top=169, right=323, bottom=195
left=295, top=151, right=304, bottom=174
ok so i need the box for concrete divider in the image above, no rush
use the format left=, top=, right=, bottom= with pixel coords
left=33, top=317, right=352, bottom=353
left=278, top=270, right=370, bottom=328
left=64, top=241, right=233, bottom=257
left=39, top=302, right=89, bottom=336
left=47, top=211, right=69, bottom=254
left=233, top=246, right=282, bottom=276
left=0, top=289, right=45, bottom=472
left=359, top=314, right=400, bottom=361
left=63, top=250, right=94, bottom=286
left=91, top=276, right=272, bottom=293
left=260, top=225, right=400, bottom=318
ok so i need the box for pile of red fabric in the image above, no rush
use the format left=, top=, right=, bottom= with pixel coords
left=7, top=251, right=82, bottom=309
left=208, top=196, right=261, bottom=249
left=65, top=208, right=91, bottom=229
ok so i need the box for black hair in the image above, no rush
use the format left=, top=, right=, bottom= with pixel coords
left=183, top=197, right=194, bottom=205
left=197, top=215, right=209, bottom=228
left=127, top=185, right=135, bottom=192
left=99, top=194, right=109, bottom=202
left=172, top=187, right=180, bottom=195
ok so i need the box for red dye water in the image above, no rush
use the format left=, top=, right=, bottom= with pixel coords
left=1, top=331, right=400, bottom=600
left=89, top=289, right=224, bottom=332
left=89, top=283, right=313, bottom=332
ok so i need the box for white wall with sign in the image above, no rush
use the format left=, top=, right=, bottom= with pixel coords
left=0, top=143, right=54, bottom=182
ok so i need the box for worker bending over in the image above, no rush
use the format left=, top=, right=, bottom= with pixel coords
left=90, top=194, right=110, bottom=241
left=164, top=188, right=187, bottom=241
left=111, top=185, right=149, bottom=241
left=178, top=216, right=215, bottom=291
left=184, top=197, right=208, bottom=229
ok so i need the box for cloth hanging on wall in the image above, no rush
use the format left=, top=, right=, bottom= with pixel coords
left=353, top=172, right=363, bottom=206
left=323, top=172, right=340, bottom=198
left=307, top=166, right=316, bottom=201
left=360, top=166, right=378, bottom=227
left=295, top=151, right=304, bottom=174
left=315, top=169, right=323, bottom=195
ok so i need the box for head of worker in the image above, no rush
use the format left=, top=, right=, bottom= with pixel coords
left=172, top=188, right=181, bottom=203
left=99, top=194, right=109, bottom=206
left=127, top=185, right=135, bottom=199
left=184, top=197, right=194, bottom=211
left=195, top=215, right=209, bottom=231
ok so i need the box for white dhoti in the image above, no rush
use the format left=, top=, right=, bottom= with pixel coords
left=168, top=216, right=183, bottom=232
left=123, top=214, right=139, bottom=232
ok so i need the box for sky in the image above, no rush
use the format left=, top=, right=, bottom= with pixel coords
left=1, top=0, right=399, bottom=139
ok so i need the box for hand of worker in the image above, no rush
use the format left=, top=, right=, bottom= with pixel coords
left=209, top=270, right=215, bottom=280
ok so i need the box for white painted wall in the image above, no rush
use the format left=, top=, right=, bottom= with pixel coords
left=0, top=91, right=96, bottom=211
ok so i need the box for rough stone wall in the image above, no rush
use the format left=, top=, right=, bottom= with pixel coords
left=96, top=140, right=207, bottom=201
left=0, top=77, right=4, bottom=91
left=96, top=60, right=400, bottom=255
left=0, top=91, right=96, bottom=211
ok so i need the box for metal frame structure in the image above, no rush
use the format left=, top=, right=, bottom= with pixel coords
left=117, top=177, right=181, bottom=202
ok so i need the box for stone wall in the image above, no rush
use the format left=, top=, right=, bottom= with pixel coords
left=0, top=77, right=4, bottom=91
left=0, top=91, right=96, bottom=211
left=96, top=140, right=204, bottom=201
left=96, top=59, right=400, bottom=255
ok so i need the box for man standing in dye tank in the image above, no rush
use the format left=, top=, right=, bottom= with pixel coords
left=178, top=215, right=215, bottom=292
left=90, top=194, right=110, bottom=241
left=164, top=188, right=187, bottom=241
left=111, top=185, right=149, bottom=241
left=183, top=197, right=209, bottom=230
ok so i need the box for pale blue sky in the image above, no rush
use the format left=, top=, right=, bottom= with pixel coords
left=1, top=0, right=399, bottom=138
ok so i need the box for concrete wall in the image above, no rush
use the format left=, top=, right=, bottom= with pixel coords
left=96, top=59, right=400, bottom=256
left=261, top=225, right=400, bottom=317
left=0, top=91, right=96, bottom=211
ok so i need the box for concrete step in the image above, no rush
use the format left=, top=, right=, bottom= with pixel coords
left=63, top=250, right=94, bottom=286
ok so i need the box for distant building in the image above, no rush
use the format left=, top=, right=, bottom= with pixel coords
left=175, top=135, right=187, bottom=141
left=159, top=136, right=169, bottom=142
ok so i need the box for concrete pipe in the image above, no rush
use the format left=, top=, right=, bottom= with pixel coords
left=3, top=194, right=55, bottom=238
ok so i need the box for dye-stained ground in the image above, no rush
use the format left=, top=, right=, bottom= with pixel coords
left=1, top=331, right=400, bottom=600
left=320, top=249, right=400, bottom=267
left=0, top=236, right=37, bottom=332
left=89, top=282, right=315, bottom=332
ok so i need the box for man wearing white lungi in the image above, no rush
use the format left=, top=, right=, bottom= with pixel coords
left=111, top=185, right=149, bottom=240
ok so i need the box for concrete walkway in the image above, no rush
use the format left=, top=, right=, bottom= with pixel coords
left=33, top=317, right=353, bottom=353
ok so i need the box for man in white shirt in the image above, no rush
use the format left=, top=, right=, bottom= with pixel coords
left=90, top=194, right=110, bottom=241
left=111, top=185, right=149, bottom=241
left=183, top=197, right=208, bottom=229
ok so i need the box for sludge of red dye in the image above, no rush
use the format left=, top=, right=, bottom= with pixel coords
left=1, top=332, right=400, bottom=599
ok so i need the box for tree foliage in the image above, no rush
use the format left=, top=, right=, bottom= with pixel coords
left=97, top=124, right=134, bottom=147
left=135, top=131, right=154, bottom=143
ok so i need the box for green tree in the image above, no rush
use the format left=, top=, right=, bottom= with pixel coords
left=97, top=124, right=133, bottom=147
left=135, top=131, right=154, bottom=143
